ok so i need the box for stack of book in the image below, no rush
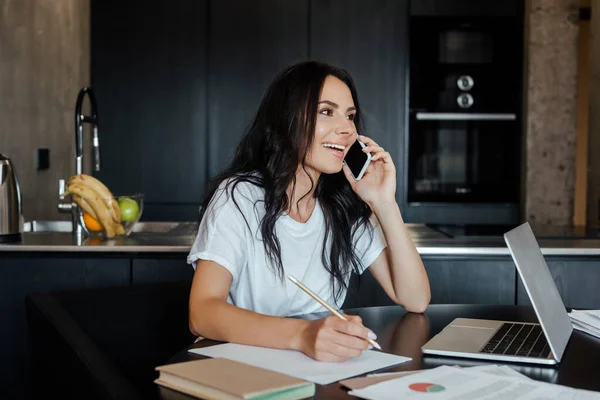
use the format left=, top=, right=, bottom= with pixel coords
left=568, top=309, right=600, bottom=338
left=155, top=358, right=315, bottom=400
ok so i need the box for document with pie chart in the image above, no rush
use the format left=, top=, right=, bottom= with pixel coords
left=348, top=365, right=600, bottom=399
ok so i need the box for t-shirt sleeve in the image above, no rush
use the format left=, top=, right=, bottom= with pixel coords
left=353, top=216, right=388, bottom=274
left=187, top=183, right=252, bottom=279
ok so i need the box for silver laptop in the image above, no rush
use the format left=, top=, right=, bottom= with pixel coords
left=421, top=222, right=573, bottom=365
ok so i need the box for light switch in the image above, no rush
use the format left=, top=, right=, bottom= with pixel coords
left=36, top=148, right=49, bottom=170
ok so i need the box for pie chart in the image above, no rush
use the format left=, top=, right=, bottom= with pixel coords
left=409, top=382, right=446, bottom=393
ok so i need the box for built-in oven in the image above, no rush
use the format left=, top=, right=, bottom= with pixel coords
left=407, top=115, right=520, bottom=203
left=404, top=0, right=524, bottom=223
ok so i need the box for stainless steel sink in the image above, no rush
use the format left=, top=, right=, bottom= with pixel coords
left=23, top=220, right=198, bottom=236
left=133, top=222, right=197, bottom=236
left=24, top=220, right=73, bottom=233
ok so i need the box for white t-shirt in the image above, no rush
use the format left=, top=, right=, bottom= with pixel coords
left=187, top=178, right=387, bottom=317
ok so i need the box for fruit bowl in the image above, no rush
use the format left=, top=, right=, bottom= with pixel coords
left=76, top=194, right=144, bottom=238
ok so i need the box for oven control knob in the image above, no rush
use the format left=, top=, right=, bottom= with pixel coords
left=457, top=75, right=474, bottom=91
left=457, top=93, right=474, bottom=108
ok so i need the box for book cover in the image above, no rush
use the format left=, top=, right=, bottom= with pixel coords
left=155, top=357, right=315, bottom=400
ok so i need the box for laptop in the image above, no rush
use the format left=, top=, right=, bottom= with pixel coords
left=421, top=222, right=573, bottom=365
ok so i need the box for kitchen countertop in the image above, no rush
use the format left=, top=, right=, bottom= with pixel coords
left=2, top=222, right=600, bottom=256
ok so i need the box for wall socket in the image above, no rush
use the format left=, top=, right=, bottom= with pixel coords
left=35, top=148, right=49, bottom=171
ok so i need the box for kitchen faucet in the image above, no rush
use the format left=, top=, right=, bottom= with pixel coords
left=74, top=87, right=101, bottom=174
left=57, top=87, right=102, bottom=235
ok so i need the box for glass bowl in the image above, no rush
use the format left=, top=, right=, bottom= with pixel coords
left=76, top=193, right=144, bottom=238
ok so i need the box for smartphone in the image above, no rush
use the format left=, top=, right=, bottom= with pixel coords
left=343, top=139, right=372, bottom=180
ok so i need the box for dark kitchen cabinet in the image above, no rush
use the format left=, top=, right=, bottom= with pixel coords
left=343, top=255, right=516, bottom=308
left=1, top=255, right=130, bottom=400
left=424, top=256, right=516, bottom=305
left=91, top=0, right=411, bottom=221
left=516, top=258, right=600, bottom=309
left=310, top=0, right=410, bottom=205
left=92, top=0, right=309, bottom=220
left=91, top=0, right=409, bottom=220
left=207, top=0, right=309, bottom=178
left=343, top=268, right=397, bottom=309
left=91, top=0, right=208, bottom=221
left=132, top=257, right=194, bottom=284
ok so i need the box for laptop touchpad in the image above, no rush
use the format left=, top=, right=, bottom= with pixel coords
left=425, top=319, right=503, bottom=353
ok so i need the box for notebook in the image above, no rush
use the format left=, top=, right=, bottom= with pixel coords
left=154, top=357, right=315, bottom=400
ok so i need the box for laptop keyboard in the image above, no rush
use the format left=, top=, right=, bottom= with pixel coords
left=480, top=323, right=551, bottom=358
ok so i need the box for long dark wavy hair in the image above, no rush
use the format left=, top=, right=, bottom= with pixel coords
left=197, top=60, right=374, bottom=304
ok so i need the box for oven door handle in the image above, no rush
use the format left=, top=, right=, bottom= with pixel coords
left=415, top=112, right=517, bottom=121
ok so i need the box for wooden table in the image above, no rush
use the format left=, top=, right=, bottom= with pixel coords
left=158, top=304, right=600, bottom=399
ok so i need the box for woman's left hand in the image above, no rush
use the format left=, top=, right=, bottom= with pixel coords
left=342, top=135, right=396, bottom=207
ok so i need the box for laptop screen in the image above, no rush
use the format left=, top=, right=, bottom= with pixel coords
left=504, top=222, right=573, bottom=361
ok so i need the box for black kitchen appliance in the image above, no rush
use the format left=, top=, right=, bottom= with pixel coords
left=403, top=0, right=525, bottom=224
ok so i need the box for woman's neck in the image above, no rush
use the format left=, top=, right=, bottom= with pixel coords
left=286, top=167, right=320, bottom=223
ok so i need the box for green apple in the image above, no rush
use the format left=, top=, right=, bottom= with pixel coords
left=119, top=197, right=139, bottom=222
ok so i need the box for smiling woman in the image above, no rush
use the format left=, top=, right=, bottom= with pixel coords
left=187, top=61, right=431, bottom=363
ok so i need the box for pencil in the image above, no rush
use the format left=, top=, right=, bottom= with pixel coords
left=288, top=275, right=382, bottom=351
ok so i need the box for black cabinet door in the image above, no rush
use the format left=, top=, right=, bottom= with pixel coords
left=310, top=0, right=410, bottom=204
left=1, top=255, right=130, bottom=400
left=132, top=257, right=194, bottom=284
left=207, top=0, right=308, bottom=178
left=343, top=269, right=397, bottom=309
left=517, top=258, right=600, bottom=309
left=424, top=257, right=516, bottom=305
left=92, top=0, right=208, bottom=221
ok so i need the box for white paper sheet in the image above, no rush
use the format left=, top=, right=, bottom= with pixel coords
left=349, top=365, right=600, bottom=400
left=188, top=343, right=411, bottom=385
left=572, top=309, right=600, bottom=321
left=572, top=320, right=600, bottom=338
left=570, top=310, right=600, bottom=339
left=468, top=365, right=531, bottom=380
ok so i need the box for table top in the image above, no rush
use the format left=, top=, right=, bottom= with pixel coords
left=158, top=304, right=600, bottom=399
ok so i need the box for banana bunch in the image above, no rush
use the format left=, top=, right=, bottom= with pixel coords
left=64, top=174, right=126, bottom=238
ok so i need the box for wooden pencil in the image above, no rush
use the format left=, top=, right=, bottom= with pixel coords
left=288, top=275, right=382, bottom=351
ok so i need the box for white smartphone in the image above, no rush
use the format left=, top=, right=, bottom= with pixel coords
left=343, top=139, right=372, bottom=180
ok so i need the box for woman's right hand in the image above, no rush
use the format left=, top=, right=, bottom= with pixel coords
left=295, top=315, right=376, bottom=362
